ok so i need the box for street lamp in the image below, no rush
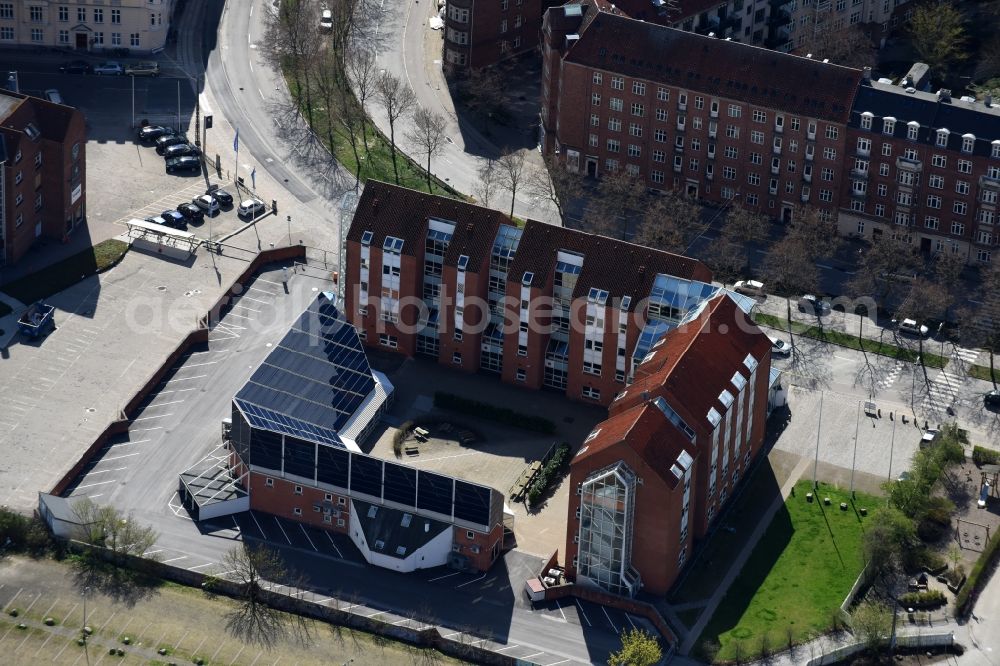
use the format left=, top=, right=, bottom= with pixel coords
left=850, top=400, right=861, bottom=498
left=286, top=215, right=292, bottom=247
left=813, top=390, right=824, bottom=490
left=82, top=585, right=91, bottom=666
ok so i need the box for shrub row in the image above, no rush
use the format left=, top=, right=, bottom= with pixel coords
left=972, top=446, right=1000, bottom=466
left=0, top=507, right=55, bottom=556
left=527, top=443, right=571, bottom=506
left=955, top=527, right=1000, bottom=618
left=433, top=392, right=556, bottom=434
left=899, top=590, right=947, bottom=609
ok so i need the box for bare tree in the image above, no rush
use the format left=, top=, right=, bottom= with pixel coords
left=798, top=24, right=876, bottom=69
left=498, top=149, right=527, bottom=219
left=524, top=154, right=584, bottom=221
left=474, top=158, right=502, bottom=208
left=713, top=206, right=769, bottom=275
left=406, top=108, right=449, bottom=192
left=72, top=498, right=158, bottom=565
left=262, top=0, right=320, bottom=123
left=847, top=234, right=919, bottom=306
left=344, top=49, right=379, bottom=156
left=632, top=193, right=699, bottom=254
left=463, top=68, right=505, bottom=130
left=375, top=72, right=416, bottom=185
left=222, top=542, right=309, bottom=649
left=583, top=170, right=647, bottom=239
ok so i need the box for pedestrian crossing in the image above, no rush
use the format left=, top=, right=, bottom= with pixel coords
left=918, top=370, right=962, bottom=416
left=951, top=346, right=980, bottom=365
left=875, top=361, right=903, bottom=392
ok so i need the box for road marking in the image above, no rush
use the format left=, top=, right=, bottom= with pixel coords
left=83, top=467, right=128, bottom=475
left=239, top=296, right=271, bottom=304
left=250, top=512, right=269, bottom=540
left=441, top=631, right=461, bottom=639
left=323, top=530, right=343, bottom=558
left=109, top=439, right=150, bottom=447
left=162, top=374, right=207, bottom=382
left=145, top=399, right=185, bottom=407
left=104, top=451, right=143, bottom=461
left=143, top=549, right=163, bottom=556
left=392, top=618, right=411, bottom=626
left=428, top=571, right=460, bottom=582
left=601, top=606, right=618, bottom=633
left=555, top=599, right=567, bottom=621
left=299, top=524, right=318, bottom=551
left=187, top=562, right=215, bottom=571
left=177, top=361, right=219, bottom=368
left=130, top=426, right=164, bottom=432
left=86, top=493, right=104, bottom=500
left=455, top=572, right=488, bottom=588
left=626, top=614, right=637, bottom=630
left=75, top=479, right=116, bottom=490
left=545, top=660, right=570, bottom=666
left=495, top=645, right=519, bottom=652
left=231, top=304, right=262, bottom=313
left=134, top=413, right=172, bottom=421
left=365, top=610, right=386, bottom=618
left=161, top=556, right=188, bottom=564
left=156, top=388, right=198, bottom=395
left=574, top=599, right=592, bottom=627
left=522, top=652, right=544, bottom=659
left=273, top=516, right=292, bottom=545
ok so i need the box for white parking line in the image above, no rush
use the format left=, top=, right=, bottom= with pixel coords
left=324, top=531, right=343, bottom=558
left=187, top=562, right=215, bottom=571
left=522, top=652, right=544, bottom=659
left=250, top=512, right=269, bottom=540
left=75, top=480, right=116, bottom=490
left=161, top=556, right=188, bottom=564
left=574, top=599, right=592, bottom=627
left=231, top=304, right=262, bottom=313
left=109, top=438, right=150, bottom=447
left=156, top=388, right=198, bottom=395
left=224, top=312, right=253, bottom=320
left=239, top=296, right=271, bottom=304
left=455, top=572, right=488, bottom=589
left=555, top=599, right=567, bottom=621
left=545, top=660, right=570, bottom=666
left=365, top=610, right=386, bottom=618
left=626, top=614, right=637, bottom=630
left=145, top=399, right=185, bottom=407
left=177, top=361, right=219, bottom=368
left=273, top=517, right=292, bottom=545
left=104, top=451, right=143, bottom=461
left=299, top=524, right=318, bottom=551
left=83, top=467, right=128, bottom=475
left=134, top=413, right=173, bottom=421
left=143, top=549, right=163, bottom=556
left=428, top=571, right=460, bottom=583
left=130, top=426, right=164, bottom=432
left=495, top=645, right=519, bottom=652
left=601, top=606, right=618, bottom=633
left=162, top=375, right=208, bottom=382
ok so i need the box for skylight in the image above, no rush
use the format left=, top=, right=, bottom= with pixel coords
left=457, top=254, right=469, bottom=271
left=718, top=390, right=734, bottom=409
left=743, top=353, right=758, bottom=372
left=361, top=230, right=373, bottom=246
left=522, top=271, right=534, bottom=286
left=731, top=372, right=747, bottom=391
left=707, top=407, right=722, bottom=427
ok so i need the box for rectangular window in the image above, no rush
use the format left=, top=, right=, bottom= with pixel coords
left=958, top=160, right=972, bottom=174
left=631, top=103, right=644, bottom=117
left=629, top=123, right=642, bottom=137
left=582, top=386, right=601, bottom=400
left=825, top=125, right=839, bottom=140
left=611, top=76, right=624, bottom=90
left=130, top=33, right=140, bottom=47
left=728, top=104, right=742, bottom=118
left=752, top=109, right=766, bottom=123
left=591, top=93, right=601, bottom=106
left=93, top=8, right=103, bottom=22
left=592, top=72, right=601, bottom=85
left=111, top=8, right=120, bottom=24
left=632, top=81, right=645, bottom=95
left=30, top=27, right=43, bottom=42
left=609, top=98, right=623, bottom=112
left=657, top=87, right=668, bottom=101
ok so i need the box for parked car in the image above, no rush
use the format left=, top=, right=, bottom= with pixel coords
left=897, top=318, right=929, bottom=337
left=319, top=8, right=333, bottom=31
left=192, top=194, right=220, bottom=216
left=125, top=61, right=160, bottom=76
left=138, top=125, right=176, bottom=142
left=44, top=89, right=64, bottom=105
left=155, top=134, right=189, bottom=154
left=59, top=59, right=92, bottom=74
left=237, top=197, right=268, bottom=219
left=145, top=214, right=168, bottom=227
left=176, top=202, right=204, bottom=222
left=986, top=390, right=1000, bottom=409
left=162, top=143, right=200, bottom=159
left=733, top=279, right=765, bottom=298
left=920, top=428, right=940, bottom=448
left=160, top=210, right=188, bottom=230
left=207, top=186, right=234, bottom=207
left=769, top=336, right=791, bottom=357
left=165, top=155, right=202, bottom=173
left=798, top=294, right=831, bottom=316
left=93, top=61, right=124, bottom=75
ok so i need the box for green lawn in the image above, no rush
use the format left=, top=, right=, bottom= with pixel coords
left=697, top=480, right=876, bottom=662
left=968, top=362, right=999, bottom=384
left=755, top=313, right=948, bottom=369
left=1, top=239, right=129, bottom=304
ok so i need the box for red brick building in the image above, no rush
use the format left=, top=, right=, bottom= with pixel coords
left=0, top=89, right=86, bottom=266
left=442, top=0, right=548, bottom=71
left=344, top=180, right=716, bottom=407
left=541, top=2, right=861, bottom=224
left=565, top=292, right=772, bottom=596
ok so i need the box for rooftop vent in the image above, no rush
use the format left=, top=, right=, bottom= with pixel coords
left=986, top=94, right=993, bottom=107
left=863, top=67, right=872, bottom=81
left=937, top=89, right=952, bottom=102
left=960, top=95, right=977, bottom=103
left=905, top=87, right=917, bottom=94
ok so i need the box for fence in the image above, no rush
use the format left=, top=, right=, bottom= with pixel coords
left=803, top=631, right=954, bottom=666
left=838, top=564, right=871, bottom=627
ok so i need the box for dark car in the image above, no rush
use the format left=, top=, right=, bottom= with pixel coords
left=145, top=214, right=168, bottom=226
left=162, top=143, right=200, bottom=159
left=986, top=390, right=1000, bottom=409
left=155, top=133, right=188, bottom=154
left=160, top=210, right=188, bottom=230
left=206, top=185, right=233, bottom=207
left=176, top=202, right=204, bottom=222
left=165, top=155, right=202, bottom=173
left=137, top=125, right=176, bottom=142
left=59, top=59, right=93, bottom=74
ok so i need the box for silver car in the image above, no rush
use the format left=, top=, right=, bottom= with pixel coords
left=93, top=61, right=124, bottom=75
left=237, top=198, right=267, bottom=219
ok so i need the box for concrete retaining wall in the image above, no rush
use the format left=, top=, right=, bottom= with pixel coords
left=803, top=631, right=954, bottom=666
left=543, top=582, right=678, bottom=646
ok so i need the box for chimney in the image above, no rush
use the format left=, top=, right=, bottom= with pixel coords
left=986, top=94, right=993, bottom=107
left=937, top=89, right=951, bottom=102
left=862, top=67, right=872, bottom=82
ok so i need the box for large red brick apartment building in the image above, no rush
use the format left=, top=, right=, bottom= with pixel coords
left=0, top=89, right=87, bottom=266
left=541, top=1, right=1000, bottom=264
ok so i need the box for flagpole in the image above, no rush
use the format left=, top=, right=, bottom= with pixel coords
left=233, top=128, right=239, bottom=200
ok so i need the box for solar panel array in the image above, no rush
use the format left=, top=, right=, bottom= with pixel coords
left=234, top=295, right=375, bottom=446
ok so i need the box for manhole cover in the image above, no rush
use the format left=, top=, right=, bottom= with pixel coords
left=156, top=285, right=167, bottom=292
left=86, top=408, right=96, bottom=413
left=184, top=291, right=193, bottom=297
left=193, top=289, right=202, bottom=295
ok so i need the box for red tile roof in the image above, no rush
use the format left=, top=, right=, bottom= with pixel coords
left=348, top=181, right=507, bottom=269
left=562, top=9, right=862, bottom=123
left=508, top=220, right=712, bottom=308
left=618, top=293, right=771, bottom=433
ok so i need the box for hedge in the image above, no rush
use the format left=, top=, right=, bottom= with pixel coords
left=526, top=443, right=571, bottom=506
left=955, top=527, right=1000, bottom=618
left=972, top=446, right=1000, bottom=466
left=898, top=590, right=946, bottom=609
left=433, top=392, right=556, bottom=434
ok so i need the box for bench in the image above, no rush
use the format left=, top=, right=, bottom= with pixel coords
left=414, top=427, right=430, bottom=438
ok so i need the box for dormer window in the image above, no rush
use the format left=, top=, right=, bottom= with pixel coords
left=962, top=133, right=975, bottom=154
left=521, top=271, right=534, bottom=287
left=936, top=129, right=950, bottom=148
left=906, top=121, right=919, bottom=141
left=457, top=254, right=469, bottom=271
left=361, top=230, right=373, bottom=246
left=860, top=112, right=873, bottom=130
left=382, top=236, right=404, bottom=253
left=587, top=287, right=609, bottom=305
left=882, top=117, right=895, bottom=135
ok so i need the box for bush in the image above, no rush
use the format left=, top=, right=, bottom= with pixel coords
left=899, top=590, right=946, bottom=609
left=392, top=420, right=414, bottom=458
left=0, top=507, right=53, bottom=556
left=972, top=446, right=1000, bottom=466
left=955, top=527, right=1000, bottom=617
left=433, top=392, right=556, bottom=434
left=526, top=443, right=571, bottom=506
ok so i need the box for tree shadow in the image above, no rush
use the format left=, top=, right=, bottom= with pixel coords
left=70, top=553, right=161, bottom=608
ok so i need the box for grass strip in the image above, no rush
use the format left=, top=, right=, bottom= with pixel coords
left=754, top=313, right=947, bottom=368
left=968, top=363, right=999, bottom=384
